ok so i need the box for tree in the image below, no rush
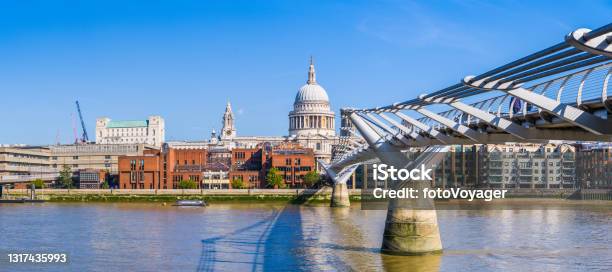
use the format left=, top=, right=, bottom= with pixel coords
left=100, top=181, right=110, bottom=189
left=59, top=165, right=73, bottom=189
left=178, top=179, right=198, bottom=189
left=31, top=178, right=45, bottom=189
left=303, top=171, right=320, bottom=188
left=266, top=168, right=285, bottom=189
left=231, top=177, right=246, bottom=189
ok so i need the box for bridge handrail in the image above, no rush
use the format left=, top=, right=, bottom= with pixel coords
left=345, top=24, right=611, bottom=114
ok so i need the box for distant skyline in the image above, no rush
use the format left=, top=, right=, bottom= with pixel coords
left=1, top=0, right=611, bottom=145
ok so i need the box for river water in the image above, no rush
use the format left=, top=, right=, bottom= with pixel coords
left=0, top=201, right=610, bottom=271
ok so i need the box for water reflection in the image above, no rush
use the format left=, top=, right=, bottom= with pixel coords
left=0, top=202, right=610, bottom=271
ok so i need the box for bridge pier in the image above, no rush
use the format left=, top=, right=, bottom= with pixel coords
left=381, top=182, right=442, bottom=255
left=349, top=112, right=444, bottom=255
left=319, top=160, right=359, bottom=208
left=331, top=182, right=350, bottom=207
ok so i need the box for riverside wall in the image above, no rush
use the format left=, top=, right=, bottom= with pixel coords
left=2, top=188, right=610, bottom=202
left=1, top=188, right=362, bottom=203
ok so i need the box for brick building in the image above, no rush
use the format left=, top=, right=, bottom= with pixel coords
left=229, top=147, right=265, bottom=188
left=269, top=143, right=315, bottom=187
left=229, top=142, right=315, bottom=188
left=118, top=147, right=208, bottom=189
left=119, top=142, right=315, bottom=189
left=118, top=149, right=161, bottom=189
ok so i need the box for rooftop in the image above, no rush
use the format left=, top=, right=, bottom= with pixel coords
left=107, top=120, right=148, bottom=128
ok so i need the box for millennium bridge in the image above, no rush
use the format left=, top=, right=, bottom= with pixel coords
left=322, top=23, right=612, bottom=255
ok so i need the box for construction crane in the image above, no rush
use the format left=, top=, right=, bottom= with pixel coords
left=75, top=101, right=89, bottom=143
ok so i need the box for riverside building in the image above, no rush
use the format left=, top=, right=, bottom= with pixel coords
left=49, top=143, right=153, bottom=175
left=95, top=116, right=165, bottom=147
left=0, top=145, right=55, bottom=184
left=428, top=143, right=577, bottom=189
left=229, top=142, right=315, bottom=188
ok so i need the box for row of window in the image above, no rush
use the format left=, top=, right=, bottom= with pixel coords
left=275, top=166, right=312, bottom=172
left=502, top=169, right=564, bottom=174
left=501, top=161, right=565, bottom=167
left=284, top=158, right=302, bottom=166
left=1, top=153, right=48, bottom=160
left=51, top=163, right=112, bottom=168
left=104, top=138, right=154, bottom=143
left=51, top=155, right=112, bottom=160
left=497, top=176, right=566, bottom=182
left=176, top=160, right=199, bottom=165
left=129, top=160, right=145, bottom=171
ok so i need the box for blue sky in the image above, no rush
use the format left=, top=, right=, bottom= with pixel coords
left=0, top=0, right=610, bottom=145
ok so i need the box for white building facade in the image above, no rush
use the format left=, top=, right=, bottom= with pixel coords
left=95, top=116, right=165, bottom=147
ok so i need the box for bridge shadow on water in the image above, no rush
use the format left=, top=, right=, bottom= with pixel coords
left=196, top=207, right=282, bottom=272
left=196, top=203, right=360, bottom=272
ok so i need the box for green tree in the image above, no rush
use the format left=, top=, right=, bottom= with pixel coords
left=303, top=171, right=320, bottom=188
left=178, top=179, right=198, bottom=189
left=266, top=168, right=285, bottom=189
left=31, top=178, right=45, bottom=189
left=59, top=165, right=73, bottom=189
left=231, top=177, right=246, bottom=189
left=100, top=181, right=110, bottom=189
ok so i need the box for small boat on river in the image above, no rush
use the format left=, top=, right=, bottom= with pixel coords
left=174, top=200, right=207, bottom=207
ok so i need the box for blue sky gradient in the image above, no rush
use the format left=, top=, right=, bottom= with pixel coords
left=1, top=0, right=610, bottom=144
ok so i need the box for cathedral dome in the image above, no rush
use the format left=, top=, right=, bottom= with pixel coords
left=288, top=57, right=336, bottom=138
left=294, top=83, right=329, bottom=104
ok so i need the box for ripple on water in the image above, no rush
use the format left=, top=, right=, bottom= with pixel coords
left=0, top=202, right=610, bottom=271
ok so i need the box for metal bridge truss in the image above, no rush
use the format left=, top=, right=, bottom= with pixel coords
left=327, top=23, right=612, bottom=174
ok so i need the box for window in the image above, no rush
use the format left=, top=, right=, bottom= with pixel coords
left=73, top=156, right=79, bottom=160
left=73, top=164, right=78, bottom=168
left=105, top=155, right=111, bottom=159
left=286, top=158, right=291, bottom=165
left=140, top=160, right=144, bottom=170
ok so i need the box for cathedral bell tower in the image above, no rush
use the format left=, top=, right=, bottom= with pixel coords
left=221, top=101, right=236, bottom=140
